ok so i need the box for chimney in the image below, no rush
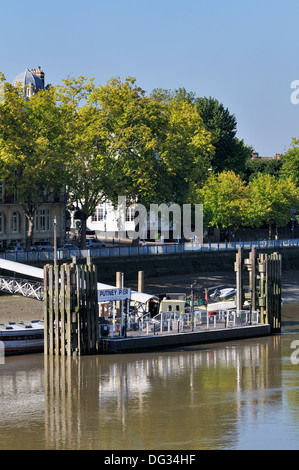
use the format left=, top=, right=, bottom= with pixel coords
left=31, top=66, right=45, bottom=87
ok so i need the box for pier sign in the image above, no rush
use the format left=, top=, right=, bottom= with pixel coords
left=98, top=288, right=131, bottom=302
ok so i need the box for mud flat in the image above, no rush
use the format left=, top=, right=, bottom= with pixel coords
left=0, top=294, right=43, bottom=324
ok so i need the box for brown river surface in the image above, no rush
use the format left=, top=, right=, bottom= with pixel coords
left=1, top=302, right=299, bottom=450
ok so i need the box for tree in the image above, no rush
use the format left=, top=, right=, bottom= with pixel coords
left=157, top=98, right=215, bottom=205
left=62, top=77, right=215, bottom=247
left=248, top=173, right=299, bottom=238
left=59, top=76, right=173, bottom=247
left=196, top=171, right=250, bottom=230
left=56, top=75, right=113, bottom=248
left=150, top=89, right=215, bottom=204
left=151, top=87, right=196, bottom=105
left=280, top=138, right=299, bottom=185
left=244, top=156, right=283, bottom=182
left=0, top=75, right=67, bottom=247
left=195, top=96, right=252, bottom=174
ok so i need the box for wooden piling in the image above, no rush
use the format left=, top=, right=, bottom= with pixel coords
left=138, top=271, right=144, bottom=293
left=237, top=248, right=281, bottom=333
left=44, top=262, right=99, bottom=356
left=267, top=252, right=282, bottom=333
left=249, top=247, right=256, bottom=311
left=234, top=247, right=243, bottom=312
left=116, top=271, right=123, bottom=316
left=258, top=253, right=267, bottom=325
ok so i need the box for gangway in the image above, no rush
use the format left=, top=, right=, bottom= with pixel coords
left=0, top=259, right=44, bottom=300
left=0, top=275, right=44, bottom=300
left=0, top=258, right=157, bottom=305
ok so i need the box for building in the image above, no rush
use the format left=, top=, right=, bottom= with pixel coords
left=0, top=67, right=65, bottom=250
left=84, top=200, right=138, bottom=240
left=251, top=151, right=282, bottom=160
left=13, top=67, right=45, bottom=99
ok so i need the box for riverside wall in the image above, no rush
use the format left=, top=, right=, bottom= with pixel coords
left=2, top=245, right=299, bottom=284
left=82, top=246, right=299, bottom=282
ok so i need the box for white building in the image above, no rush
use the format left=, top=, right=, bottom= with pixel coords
left=77, top=200, right=140, bottom=240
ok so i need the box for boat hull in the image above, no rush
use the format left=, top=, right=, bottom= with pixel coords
left=3, top=339, right=44, bottom=355
left=0, top=322, right=44, bottom=356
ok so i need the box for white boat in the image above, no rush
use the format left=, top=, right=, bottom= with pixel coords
left=210, top=287, right=236, bottom=301
left=195, top=300, right=236, bottom=314
left=0, top=320, right=44, bottom=355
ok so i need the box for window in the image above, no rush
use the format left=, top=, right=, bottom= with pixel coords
left=40, top=209, right=50, bottom=232
left=11, top=211, right=20, bottom=233
left=0, top=212, right=3, bottom=233
left=0, top=183, right=3, bottom=203
left=92, top=207, right=104, bottom=222
left=126, top=206, right=136, bottom=222
left=35, top=209, right=50, bottom=232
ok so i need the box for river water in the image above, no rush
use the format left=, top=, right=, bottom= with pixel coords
left=1, top=304, right=299, bottom=451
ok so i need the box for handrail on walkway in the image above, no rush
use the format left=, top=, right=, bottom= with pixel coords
left=0, top=238, right=298, bottom=261
left=99, top=309, right=261, bottom=339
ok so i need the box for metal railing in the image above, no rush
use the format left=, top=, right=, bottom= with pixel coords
left=0, top=275, right=43, bottom=300
left=99, top=309, right=260, bottom=339
left=1, top=238, right=298, bottom=262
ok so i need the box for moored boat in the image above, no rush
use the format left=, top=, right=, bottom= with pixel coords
left=0, top=320, right=44, bottom=355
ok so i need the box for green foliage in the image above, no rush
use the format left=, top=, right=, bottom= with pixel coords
left=244, top=157, right=283, bottom=182
left=0, top=80, right=68, bottom=244
left=2, top=69, right=297, bottom=245
left=280, top=138, right=299, bottom=185
left=197, top=170, right=299, bottom=234
left=248, top=173, right=299, bottom=233
left=195, top=97, right=253, bottom=175
left=197, top=171, right=250, bottom=229
left=157, top=98, right=214, bottom=205
left=151, top=91, right=252, bottom=176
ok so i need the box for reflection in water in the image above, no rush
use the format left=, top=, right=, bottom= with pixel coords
left=1, top=322, right=299, bottom=449
left=42, top=335, right=282, bottom=450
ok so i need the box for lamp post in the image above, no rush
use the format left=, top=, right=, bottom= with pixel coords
left=53, top=216, right=57, bottom=268
left=190, top=280, right=197, bottom=331
left=291, top=208, right=296, bottom=240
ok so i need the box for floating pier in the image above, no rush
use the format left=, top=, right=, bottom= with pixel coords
left=42, top=247, right=281, bottom=356
left=99, top=324, right=270, bottom=354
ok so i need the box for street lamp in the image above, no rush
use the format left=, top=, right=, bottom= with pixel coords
left=291, top=208, right=296, bottom=240
left=53, top=216, right=57, bottom=268
left=190, top=280, right=197, bottom=331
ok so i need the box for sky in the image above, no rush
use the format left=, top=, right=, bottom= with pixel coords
left=1, top=0, right=299, bottom=157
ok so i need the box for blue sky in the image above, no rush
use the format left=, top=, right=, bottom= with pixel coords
left=1, top=0, right=299, bottom=157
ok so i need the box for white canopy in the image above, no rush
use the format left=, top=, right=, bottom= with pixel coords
left=97, top=281, right=157, bottom=303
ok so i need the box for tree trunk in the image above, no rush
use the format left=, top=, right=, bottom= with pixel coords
left=80, top=213, right=87, bottom=249
left=25, top=213, right=34, bottom=250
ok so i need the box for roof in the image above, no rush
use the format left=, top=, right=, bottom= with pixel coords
left=97, top=281, right=158, bottom=304
left=13, top=68, right=44, bottom=92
